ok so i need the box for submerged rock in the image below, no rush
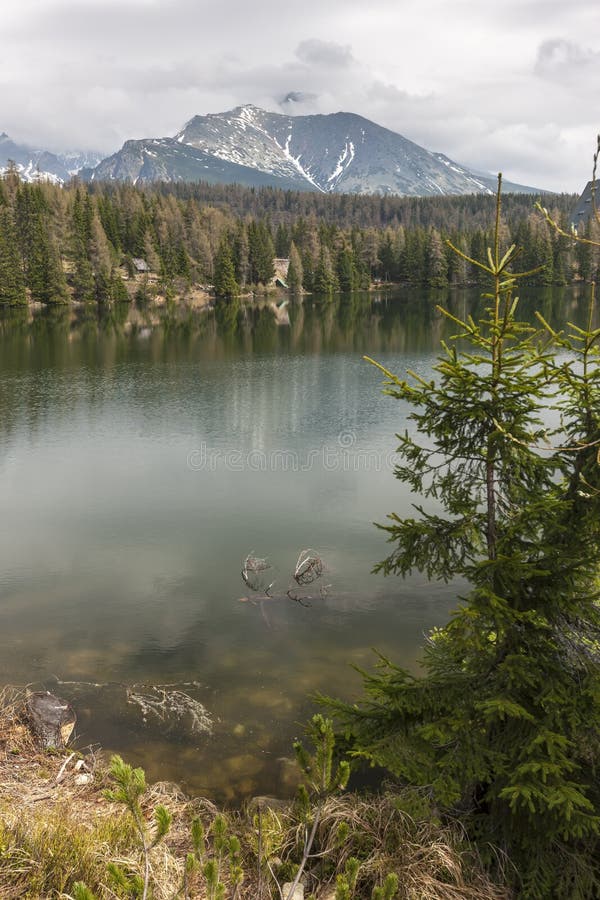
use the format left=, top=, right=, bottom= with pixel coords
left=276, top=756, right=302, bottom=794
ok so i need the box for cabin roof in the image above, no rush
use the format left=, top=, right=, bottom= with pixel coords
left=570, top=181, right=598, bottom=231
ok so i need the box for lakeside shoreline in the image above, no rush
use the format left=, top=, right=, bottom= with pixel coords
left=0, top=686, right=509, bottom=899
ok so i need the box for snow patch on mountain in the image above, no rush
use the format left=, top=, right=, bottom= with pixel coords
left=327, top=140, right=355, bottom=186
left=278, top=133, right=323, bottom=191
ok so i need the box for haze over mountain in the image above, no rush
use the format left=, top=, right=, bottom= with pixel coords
left=0, top=133, right=101, bottom=184
left=88, top=106, right=543, bottom=196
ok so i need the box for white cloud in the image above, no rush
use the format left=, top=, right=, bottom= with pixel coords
left=0, top=0, right=598, bottom=190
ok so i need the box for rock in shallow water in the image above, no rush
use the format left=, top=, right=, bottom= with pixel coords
left=25, top=691, right=76, bottom=750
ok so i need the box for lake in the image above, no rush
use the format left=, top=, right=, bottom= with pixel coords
left=0, top=287, right=587, bottom=800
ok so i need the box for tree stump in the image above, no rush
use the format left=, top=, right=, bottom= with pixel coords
left=25, top=691, right=76, bottom=750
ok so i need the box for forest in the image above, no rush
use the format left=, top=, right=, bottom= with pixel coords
left=0, top=167, right=596, bottom=308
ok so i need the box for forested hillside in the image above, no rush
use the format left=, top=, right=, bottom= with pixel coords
left=0, top=169, right=594, bottom=307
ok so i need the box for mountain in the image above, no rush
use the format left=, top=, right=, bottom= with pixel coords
left=84, top=135, right=316, bottom=191
left=87, top=105, right=543, bottom=196
left=0, top=133, right=101, bottom=184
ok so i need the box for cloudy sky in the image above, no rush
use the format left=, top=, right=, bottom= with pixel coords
left=1, top=0, right=599, bottom=191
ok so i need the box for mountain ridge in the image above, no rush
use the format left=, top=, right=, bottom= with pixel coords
left=1, top=106, right=545, bottom=196
left=89, top=105, right=544, bottom=196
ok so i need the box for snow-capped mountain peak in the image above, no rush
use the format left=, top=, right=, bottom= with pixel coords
left=87, top=106, right=545, bottom=196
left=0, top=133, right=102, bottom=184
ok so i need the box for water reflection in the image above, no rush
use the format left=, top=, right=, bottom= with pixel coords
left=0, top=286, right=593, bottom=800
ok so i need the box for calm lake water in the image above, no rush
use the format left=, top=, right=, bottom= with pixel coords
left=0, top=287, right=588, bottom=800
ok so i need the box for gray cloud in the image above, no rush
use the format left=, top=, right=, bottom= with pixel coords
left=0, top=0, right=598, bottom=190
left=296, top=40, right=354, bottom=68
left=535, top=38, right=600, bottom=81
left=279, top=91, right=320, bottom=110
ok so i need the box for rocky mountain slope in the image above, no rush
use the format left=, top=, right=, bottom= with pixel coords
left=88, top=105, right=542, bottom=196
left=83, top=134, right=314, bottom=191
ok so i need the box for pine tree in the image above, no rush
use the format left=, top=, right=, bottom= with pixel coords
left=248, top=220, right=275, bottom=285
left=325, top=178, right=600, bottom=897
left=27, top=220, right=68, bottom=304
left=89, top=213, right=115, bottom=303
left=111, top=271, right=130, bottom=303
left=469, top=228, right=487, bottom=283
left=143, top=232, right=161, bottom=274
left=314, top=245, right=337, bottom=295
left=0, top=206, right=26, bottom=306
left=401, top=228, right=427, bottom=283
left=72, top=240, right=95, bottom=303
left=301, top=248, right=315, bottom=292
left=445, top=231, right=468, bottom=284
left=359, top=228, right=380, bottom=279
left=213, top=237, right=239, bottom=300
left=425, top=226, right=448, bottom=288
left=232, top=222, right=250, bottom=287
left=96, top=194, right=121, bottom=251
left=287, top=241, right=303, bottom=293
left=2, top=160, right=20, bottom=199
left=12, top=183, right=69, bottom=304
left=378, top=231, right=396, bottom=282
left=70, top=193, right=95, bottom=303
left=336, top=246, right=359, bottom=292
left=275, top=222, right=290, bottom=257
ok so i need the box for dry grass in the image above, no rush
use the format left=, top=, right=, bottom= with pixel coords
left=281, top=793, right=512, bottom=900
left=0, top=687, right=511, bottom=899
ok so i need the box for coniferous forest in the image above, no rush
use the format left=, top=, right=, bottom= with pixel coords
left=0, top=168, right=596, bottom=308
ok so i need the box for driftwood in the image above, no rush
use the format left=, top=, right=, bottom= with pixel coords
left=293, top=549, right=323, bottom=586
left=240, top=549, right=329, bottom=607
left=242, top=554, right=274, bottom=596
left=25, top=691, right=76, bottom=750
